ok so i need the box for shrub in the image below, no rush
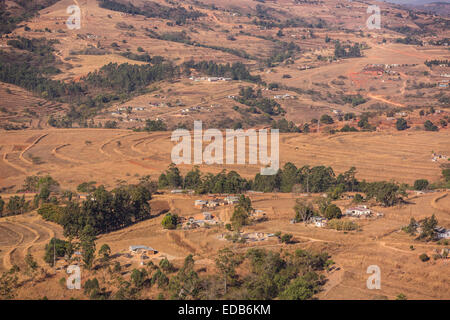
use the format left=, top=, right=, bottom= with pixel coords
left=161, top=213, right=178, bottom=230
left=413, top=179, right=429, bottom=191
left=324, top=204, right=342, bottom=220
left=419, top=253, right=429, bottom=262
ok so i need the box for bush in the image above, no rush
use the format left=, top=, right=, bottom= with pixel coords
left=324, top=204, right=342, bottom=220
left=419, top=253, right=429, bottom=262
left=280, top=234, right=293, bottom=244
left=396, top=118, right=408, bottom=131
left=413, top=179, right=429, bottom=191
left=161, top=213, right=178, bottom=230
left=327, top=219, right=358, bottom=231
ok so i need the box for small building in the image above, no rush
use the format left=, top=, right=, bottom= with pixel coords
left=345, top=205, right=371, bottom=217
left=194, top=200, right=207, bottom=208
left=171, top=189, right=184, bottom=194
left=436, top=228, right=450, bottom=239
left=207, top=200, right=219, bottom=208
left=129, top=245, right=158, bottom=255
left=224, top=195, right=239, bottom=205
left=310, top=216, right=327, bottom=228
left=202, top=212, right=213, bottom=220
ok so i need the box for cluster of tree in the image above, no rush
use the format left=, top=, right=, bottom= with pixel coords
left=236, top=87, right=284, bottom=115
left=357, top=113, right=376, bottom=131
left=158, top=163, right=405, bottom=207
left=161, top=212, right=179, bottom=230
left=146, top=30, right=252, bottom=59
left=251, top=16, right=326, bottom=30
left=343, top=94, right=367, bottom=107
left=424, top=59, right=449, bottom=68
left=142, top=119, right=167, bottom=132
left=396, top=118, right=409, bottom=131
left=403, top=215, right=439, bottom=242
left=395, top=37, right=423, bottom=46
left=37, top=183, right=153, bottom=237
left=182, top=60, right=261, bottom=83
left=119, top=52, right=153, bottom=62
left=0, top=195, right=30, bottom=217
left=230, top=195, right=253, bottom=230
left=83, top=62, right=177, bottom=94
left=0, top=0, right=59, bottom=35
left=266, top=41, right=300, bottom=67
left=158, top=165, right=250, bottom=194
left=98, top=0, right=205, bottom=25
left=424, top=120, right=439, bottom=132
left=271, top=119, right=300, bottom=132
left=334, top=41, right=362, bottom=59
left=218, top=248, right=330, bottom=299
left=0, top=50, right=84, bottom=100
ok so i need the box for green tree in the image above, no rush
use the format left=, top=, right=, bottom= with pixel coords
left=0, top=267, right=19, bottom=300
left=98, top=244, right=111, bottom=263
left=161, top=213, right=179, bottom=230
left=413, top=179, right=429, bottom=191
left=215, top=248, right=242, bottom=294
left=324, top=204, right=342, bottom=220
left=131, top=268, right=148, bottom=289
left=396, top=118, right=408, bottom=131
left=80, top=225, right=96, bottom=270
left=0, top=196, right=4, bottom=216
left=294, top=200, right=315, bottom=222
left=231, top=205, right=249, bottom=230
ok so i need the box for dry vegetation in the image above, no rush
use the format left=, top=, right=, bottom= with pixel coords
left=0, top=0, right=449, bottom=300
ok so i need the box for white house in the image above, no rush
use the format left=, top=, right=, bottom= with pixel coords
left=129, top=245, right=157, bottom=254
left=310, top=216, right=327, bottom=228
left=436, top=228, right=450, bottom=239
left=224, top=195, right=239, bottom=204
left=194, top=200, right=207, bottom=208
left=345, top=205, right=371, bottom=217
left=202, top=212, right=213, bottom=220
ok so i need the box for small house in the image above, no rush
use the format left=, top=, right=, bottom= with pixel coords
left=224, top=195, right=239, bottom=205
left=345, top=205, right=371, bottom=217
left=310, top=216, right=327, bottom=228
left=202, top=212, right=213, bottom=220
left=207, top=200, right=219, bottom=208
left=194, top=200, right=207, bottom=208
left=129, top=245, right=157, bottom=255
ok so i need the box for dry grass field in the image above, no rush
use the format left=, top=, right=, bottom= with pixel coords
left=0, top=129, right=449, bottom=192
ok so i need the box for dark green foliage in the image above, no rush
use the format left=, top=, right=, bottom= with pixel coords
left=40, top=184, right=152, bottom=237
left=83, top=62, right=176, bottom=93
left=240, top=248, right=328, bottom=300
left=396, top=118, right=409, bottom=131
left=320, top=114, right=334, bottom=124
left=161, top=213, right=179, bottom=230
left=362, top=181, right=404, bottom=207
left=419, top=253, right=429, bottom=262
left=77, top=181, right=97, bottom=193
left=5, top=196, right=29, bottom=216
left=334, top=41, right=362, bottom=58
left=44, top=238, right=70, bottom=266
left=344, top=94, right=367, bottom=107
left=236, top=87, right=284, bottom=115
left=143, top=119, right=167, bottom=131
left=294, top=200, right=316, bottom=222
left=271, top=119, right=300, bottom=132
left=417, top=214, right=438, bottom=241
left=182, top=60, right=260, bottom=82
left=131, top=268, right=148, bottom=289
left=424, top=120, right=438, bottom=131
left=324, top=204, right=342, bottom=220
left=98, top=0, right=205, bottom=25
left=413, top=179, right=429, bottom=191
